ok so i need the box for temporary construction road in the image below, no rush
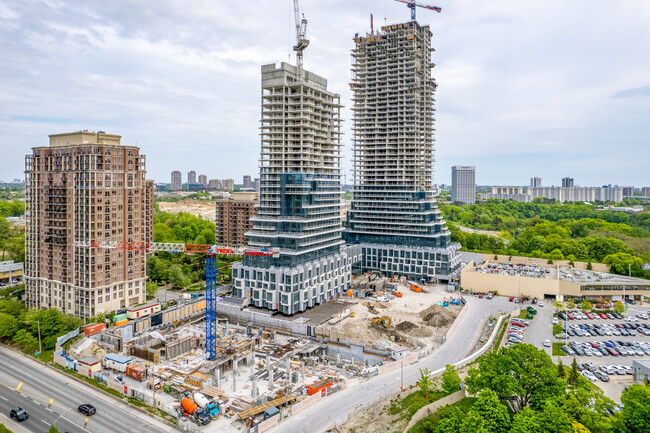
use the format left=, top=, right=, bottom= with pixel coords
left=0, top=347, right=176, bottom=433
left=271, top=294, right=514, bottom=433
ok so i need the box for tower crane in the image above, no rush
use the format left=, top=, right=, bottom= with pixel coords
left=393, top=0, right=441, bottom=21
left=292, top=0, right=309, bottom=76
left=73, top=240, right=277, bottom=360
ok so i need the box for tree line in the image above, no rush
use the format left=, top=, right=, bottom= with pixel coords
left=410, top=343, right=649, bottom=433
left=440, top=201, right=650, bottom=278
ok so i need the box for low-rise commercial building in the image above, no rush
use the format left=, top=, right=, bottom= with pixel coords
left=632, top=359, right=650, bottom=385
left=0, top=260, right=23, bottom=283
left=461, top=262, right=650, bottom=302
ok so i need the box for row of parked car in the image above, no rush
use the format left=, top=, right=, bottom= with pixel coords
left=558, top=311, right=624, bottom=321
left=505, top=318, right=529, bottom=347
left=556, top=322, right=650, bottom=339
left=579, top=361, right=634, bottom=382
left=561, top=339, right=650, bottom=357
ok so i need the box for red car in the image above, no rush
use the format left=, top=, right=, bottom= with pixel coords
left=478, top=294, right=483, bottom=299
left=586, top=313, right=595, bottom=319
left=509, top=297, right=514, bottom=302
left=567, top=313, right=575, bottom=320
left=599, top=313, right=608, bottom=319
left=511, top=322, right=525, bottom=328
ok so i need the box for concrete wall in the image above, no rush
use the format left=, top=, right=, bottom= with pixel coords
left=217, top=303, right=310, bottom=336
left=403, top=389, right=466, bottom=433
left=377, top=352, right=418, bottom=375
left=325, top=342, right=387, bottom=366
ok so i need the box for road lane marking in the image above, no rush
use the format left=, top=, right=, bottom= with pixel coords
left=15, top=381, right=22, bottom=391
left=41, top=420, right=50, bottom=425
left=0, top=396, right=6, bottom=401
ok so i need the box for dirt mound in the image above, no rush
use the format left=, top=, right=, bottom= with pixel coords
left=419, top=304, right=457, bottom=327
left=396, top=321, right=417, bottom=331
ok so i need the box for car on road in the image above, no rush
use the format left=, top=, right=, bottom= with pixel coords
left=544, top=339, right=551, bottom=347
left=539, top=301, right=544, bottom=307
left=78, top=404, right=96, bottom=416
left=10, top=407, right=28, bottom=422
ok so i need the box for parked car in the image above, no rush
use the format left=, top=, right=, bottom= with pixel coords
left=544, top=340, right=551, bottom=347
left=595, top=371, right=610, bottom=382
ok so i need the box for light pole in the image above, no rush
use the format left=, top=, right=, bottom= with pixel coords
left=53, top=407, right=72, bottom=428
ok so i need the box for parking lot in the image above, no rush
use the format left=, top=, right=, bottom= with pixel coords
left=519, top=301, right=650, bottom=403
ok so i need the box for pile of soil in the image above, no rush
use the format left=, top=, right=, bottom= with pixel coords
left=396, top=321, right=417, bottom=331
left=419, top=304, right=457, bottom=327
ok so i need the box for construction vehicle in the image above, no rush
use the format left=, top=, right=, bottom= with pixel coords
left=371, top=316, right=392, bottom=328
left=194, top=393, right=220, bottom=419
left=181, top=398, right=211, bottom=426
left=410, top=285, right=422, bottom=293
left=367, top=303, right=378, bottom=314
left=394, top=0, right=441, bottom=21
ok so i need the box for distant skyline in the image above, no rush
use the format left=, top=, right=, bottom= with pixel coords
left=1, top=0, right=649, bottom=185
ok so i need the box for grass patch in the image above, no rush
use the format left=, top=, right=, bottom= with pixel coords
left=128, top=397, right=146, bottom=408
left=34, top=349, right=54, bottom=363
left=0, top=423, right=13, bottom=433
left=408, top=397, right=477, bottom=433
left=553, top=342, right=566, bottom=356
left=553, top=324, right=564, bottom=335
left=53, top=364, right=125, bottom=399
left=389, top=389, right=447, bottom=420
left=492, top=316, right=509, bottom=354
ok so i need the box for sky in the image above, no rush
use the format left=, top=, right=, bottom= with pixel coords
left=1, top=0, right=649, bottom=187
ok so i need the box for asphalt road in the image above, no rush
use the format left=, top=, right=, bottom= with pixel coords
left=0, top=347, right=175, bottom=433
left=270, top=294, right=513, bottom=433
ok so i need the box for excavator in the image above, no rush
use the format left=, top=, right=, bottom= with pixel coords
left=371, top=316, right=392, bottom=329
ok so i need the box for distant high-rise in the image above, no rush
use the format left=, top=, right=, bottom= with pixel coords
left=24, top=131, right=153, bottom=318
left=198, top=174, right=207, bottom=187
left=451, top=166, right=476, bottom=204
left=252, top=178, right=260, bottom=191
left=530, top=177, right=542, bottom=188
left=562, top=177, right=574, bottom=188
left=222, top=179, right=234, bottom=191
left=242, top=175, right=252, bottom=189
left=171, top=171, right=182, bottom=190
left=622, top=186, right=634, bottom=197
left=642, top=187, right=650, bottom=197
left=232, top=62, right=353, bottom=314
left=188, top=171, right=196, bottom=184
left=344, top=21, right=460, bottom=282
left=208, top=179, right=222, bottom=190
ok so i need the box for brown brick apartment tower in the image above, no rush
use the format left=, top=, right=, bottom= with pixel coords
left=24, top=131, right=154, bottom=318
left=215, top=191, right=258, bottom=246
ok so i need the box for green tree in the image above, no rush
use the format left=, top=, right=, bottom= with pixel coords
left=441, top=364, right=461, bottom=395
left=566, top=299, right=576, bottom=310
left=465, top=344, right=563, bottom=412
left=586, top=261, right=593, bottom=270
left=417, top=368, right=433, bottom=403
left=146, top=281, right=159, bottom=300
left=458, top=411, right=490, bottom=433
left=466, top=390, right=511, bottom=433
left=0, top=312, right=19, bottom=339
left=603, top=253, right=643, bottom=277
left=14, top=329, right=38, bottom=349
left=48, top=426, right=59, bottom=433
left=613, top=301, right=626, bottom=315
left=568, top=358, right=580, bottom=387
left=167, top=265, right=190, bottom=289
left=557, top=358, right=565, bottom=379
left=580, top=300, right=591, bottom=312
left=615, top=384, right=650, bottom=433
left=565, top=387, right=615, bottom=433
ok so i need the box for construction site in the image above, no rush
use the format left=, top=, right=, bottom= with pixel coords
left=54, top=274, right=463, bottom=432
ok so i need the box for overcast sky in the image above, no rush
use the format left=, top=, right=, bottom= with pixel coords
left=1, top=0, right=649, bottom=187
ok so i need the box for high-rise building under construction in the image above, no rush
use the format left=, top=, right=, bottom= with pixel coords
left=232, top=63, right=359, bottom=314
left=344, top=21, right=460, bottom=282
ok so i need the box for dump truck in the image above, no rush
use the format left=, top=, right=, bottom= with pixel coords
left=181, top=398, right=211, bottom=426
left=194, top=392, right=220, bottom=419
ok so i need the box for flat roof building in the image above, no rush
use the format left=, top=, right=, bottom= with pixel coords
left=24, top=131, right=153, bottom=318
left=215, top=192, right=258, bottom=246
left=171, top=171, right=181, bottom=191
left=451, top=166, right=476, bottom=205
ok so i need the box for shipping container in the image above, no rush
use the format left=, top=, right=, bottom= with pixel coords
left=112, top=313, right=128, bottom=323
left=84, top=323, right=106, bottom=337
left=307, top=379, right=332, bottom=395
left=126, top=364, right=146, bottom=381
left=114, top=319, right=128, bottom=327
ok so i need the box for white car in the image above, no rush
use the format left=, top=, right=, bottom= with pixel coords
left=539, top=302, right=544, bottom=307
left=552, top=317, right=559, bottom=325
left=544, top=339, right=551, bottom=347
left=625, top=317, right=638, bottom=322
left=581, top=371, right=597, bottom=382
